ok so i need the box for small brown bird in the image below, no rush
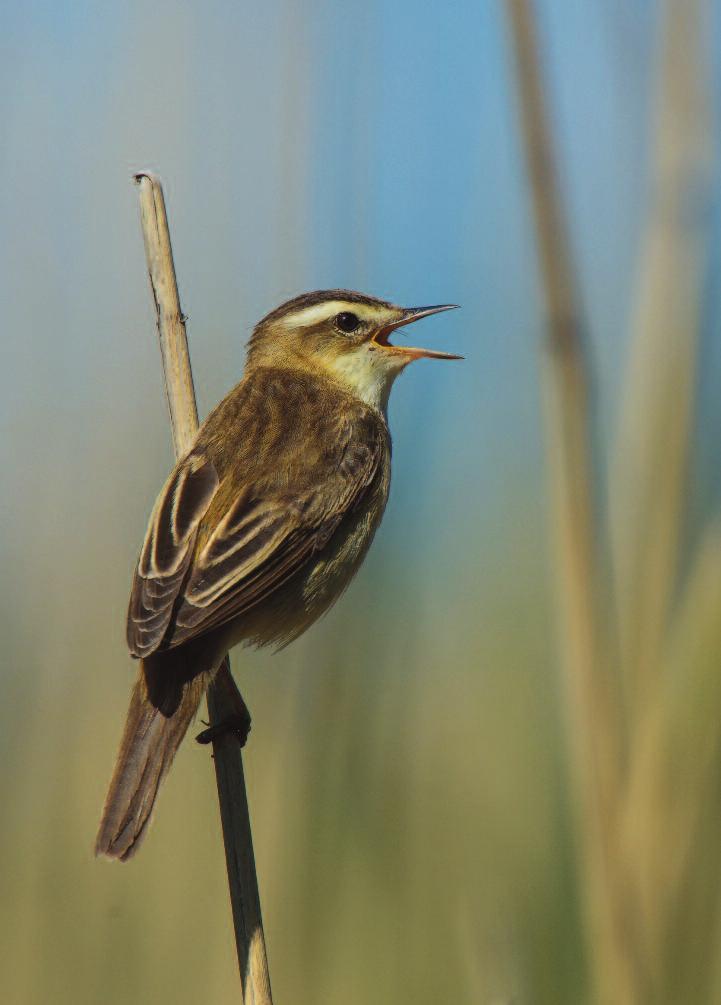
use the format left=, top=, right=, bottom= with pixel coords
left=96, top=289, right=460, bottom=860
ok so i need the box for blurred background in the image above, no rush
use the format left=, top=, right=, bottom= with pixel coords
left=2, top=1, right=721, bottom=1002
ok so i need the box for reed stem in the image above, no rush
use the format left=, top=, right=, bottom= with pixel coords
left=504, top=3, right=636, bottom=1001
left=134, top=171, right=273, bottom=1005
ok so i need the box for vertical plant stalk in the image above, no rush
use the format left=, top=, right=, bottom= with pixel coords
left=135, top=172, right=273, bottom=1005
left=614, top=1, right=711, bottom=984
left=504, top=3, right=637, bottom=1002
left=610, top=0, right=709, bottom=714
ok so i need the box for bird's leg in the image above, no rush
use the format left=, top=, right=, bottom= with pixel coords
left=195, top=664, right=252, bottom=747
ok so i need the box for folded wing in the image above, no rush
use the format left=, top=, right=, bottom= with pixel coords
left=126, top=388, right=384, bottom=658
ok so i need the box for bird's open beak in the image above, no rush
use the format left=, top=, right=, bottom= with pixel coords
left=372, top=304, right=463, bottom=360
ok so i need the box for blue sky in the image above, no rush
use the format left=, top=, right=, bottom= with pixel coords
left=1, top=0, right=718, bottom=644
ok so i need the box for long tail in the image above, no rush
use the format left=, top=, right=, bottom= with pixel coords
left=95, top=659, right=209, bottom=861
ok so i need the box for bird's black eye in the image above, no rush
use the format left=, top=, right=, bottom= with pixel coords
left=334, top=311, right=360, bottom=334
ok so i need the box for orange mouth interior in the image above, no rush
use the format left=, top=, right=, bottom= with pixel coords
left=371, top=324, right=463, bottom=361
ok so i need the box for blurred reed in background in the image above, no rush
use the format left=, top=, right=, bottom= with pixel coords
left=509, top=0, right=719, bottom=1002
left=1, top=0, right=720, bottom=1002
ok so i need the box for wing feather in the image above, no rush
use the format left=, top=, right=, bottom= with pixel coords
left=127, top=454, right=219, bottom=657
left=166, top=429, right=382, bottom=647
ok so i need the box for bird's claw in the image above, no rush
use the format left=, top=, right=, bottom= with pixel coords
left=195, top=712, right=251, bottom=748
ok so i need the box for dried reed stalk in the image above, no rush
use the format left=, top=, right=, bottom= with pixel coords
left=610, top=0, right=709, bottom=716
left=504, top=2, right=638, bottom=1001
left=614, top=0, right=711, bottom=987
left=507, top=0, right=715, bottom=998
left=622, top=521, right=721, bottom=956
left=135, top=172, right=273, bottom=1005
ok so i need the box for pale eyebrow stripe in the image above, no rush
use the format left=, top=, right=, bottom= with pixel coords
left=284, top=301, right=354, bottom=326
left=284, top=301, right=386, bottom=328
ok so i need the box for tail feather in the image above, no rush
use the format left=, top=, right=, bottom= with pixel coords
left=95, top=662, right=208, bottom=861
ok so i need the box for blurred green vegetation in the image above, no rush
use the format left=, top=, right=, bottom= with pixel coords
left=1, top=518, right=572, bottom=1004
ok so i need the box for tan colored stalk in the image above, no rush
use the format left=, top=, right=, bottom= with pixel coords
left=610, top=2, right=711, bottom=991
left=622, top=521, right=721, bottom=974
left=135, top=172, right=273, bottom=1005
left=505, top=2, right=637, bottom=1001
left=610, top=0, right=710, bottom=715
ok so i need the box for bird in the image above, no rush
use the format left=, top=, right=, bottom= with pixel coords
left=95, top=289, right=460, bottom=860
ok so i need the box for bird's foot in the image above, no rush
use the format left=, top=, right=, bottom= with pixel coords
left=195, top=709, right=251, bottom=747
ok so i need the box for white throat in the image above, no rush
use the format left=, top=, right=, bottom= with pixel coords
left=325, top=345, right=407, bottom=413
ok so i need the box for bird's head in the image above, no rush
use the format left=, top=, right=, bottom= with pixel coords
left=247, top=289, right=461, bottom=411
